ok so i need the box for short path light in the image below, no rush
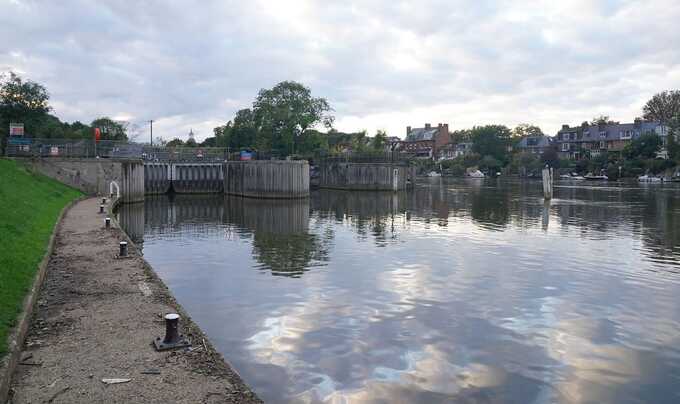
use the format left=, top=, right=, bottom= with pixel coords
left=119, top=241, right=128, bottom=257
left=153, top=313, right=191, bottom=351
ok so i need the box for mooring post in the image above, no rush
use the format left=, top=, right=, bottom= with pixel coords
left=153, top=313, right=191, bottom=351
left=102, top=197, right=107, bottom=204
left=119, top=241, right=128, bottom=257
left=542, top=165, right=553, bottom=200
left=99, top=204, right=105, bottom=213
left=105, top=217, right=111, bottom=228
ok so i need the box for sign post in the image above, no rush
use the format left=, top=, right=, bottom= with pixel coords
left=9, top=123, right=24, bottom=137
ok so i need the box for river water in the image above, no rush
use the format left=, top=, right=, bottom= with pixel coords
left=118, top=179, right=680, bottom=404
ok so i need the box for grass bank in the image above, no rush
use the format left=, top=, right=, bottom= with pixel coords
left=0, top=159, right=81, bottom=357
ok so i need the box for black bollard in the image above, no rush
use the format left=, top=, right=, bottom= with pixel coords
left=153, top=313, right=190, bottom=351
left=119, top=241, right=128, bottom=257
left=102, top=197, right=107, bottom=204
left=99, top=204, right=104, bottom=213
left=105, top=217, right=111, bottom=228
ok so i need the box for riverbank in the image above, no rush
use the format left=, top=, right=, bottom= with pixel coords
left=8, top=198, right=261, bottom=403
left=0, top=159, right=81, bottom=358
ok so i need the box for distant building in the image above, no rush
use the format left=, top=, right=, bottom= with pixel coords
left=401, top=123, right=450, bottom=158
left=516, top=135, right=553, bottom=155
left=554, top=119, right=669, bottom=160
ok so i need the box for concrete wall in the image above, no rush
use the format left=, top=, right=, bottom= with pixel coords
left=319, top=163, right=413, bottom=191
left=17, top=158, right=144, bottom=203
left=224, top=161, right=309, bottom=199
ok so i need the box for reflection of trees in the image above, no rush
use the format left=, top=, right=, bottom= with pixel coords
left=224, top=196, right=329, bottom=277
left=311, top=190, right=405, bottom=245
left=469, top=183, right=511, bottom=230
left=117, top=201, right=145, bottom=246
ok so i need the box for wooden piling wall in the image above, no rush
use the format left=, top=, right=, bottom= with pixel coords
left=319, top=162, right=410, bottom=191
left=223, top=161, right=309, bottom=199
left=120, top=161, right=145, bottom=203
left=171, top=163, right=224, bottom=194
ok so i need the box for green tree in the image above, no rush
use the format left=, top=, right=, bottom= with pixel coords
left=253, top=81, right=334, bottom=155
left=0, top=71, right=51, bottom=150
left=166, top=138, right=185, bottom=147
left=90, top=117, right=128, bottom=141
left=668, top=115, right=680, bottom=160
left=623, top=132, right=662, bottom=159
left=371, top=129, right=387, bottom=150
left=591, top=115, right=617, bottom=125
left=643, top=90, right=680, bottom=123
left=470, top=125, right=511, bottom=163
left=512, top=123, right=544, bottom=138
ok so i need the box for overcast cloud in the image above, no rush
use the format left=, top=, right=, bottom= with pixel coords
left=1, top=0, right=679, bottom=141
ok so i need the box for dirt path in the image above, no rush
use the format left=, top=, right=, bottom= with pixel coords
left=9, top=198, right=261, bottom=404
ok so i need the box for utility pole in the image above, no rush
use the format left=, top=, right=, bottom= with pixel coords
left=149, top=120, right=154, bottom=146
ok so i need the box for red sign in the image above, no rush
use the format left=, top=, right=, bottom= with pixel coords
left=94, top=127, right=101, bottom=143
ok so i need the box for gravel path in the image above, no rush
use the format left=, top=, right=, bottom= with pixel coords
left=9, top=198, right=261, bottom=404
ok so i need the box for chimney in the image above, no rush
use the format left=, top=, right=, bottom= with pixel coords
left=562, top=124, right=569, bottom=130
left=425, top=123, right=431, bottom=129
left=406, top=126, right=411, bottom=136
left=634, top=118, right=642, bottom=129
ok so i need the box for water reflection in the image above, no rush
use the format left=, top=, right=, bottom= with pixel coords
left=118, top=179, right=680, bottom=404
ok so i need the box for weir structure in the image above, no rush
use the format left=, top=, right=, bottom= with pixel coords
left=317, top=162, right=416, bottom=191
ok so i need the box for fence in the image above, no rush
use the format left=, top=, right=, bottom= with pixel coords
left=5, top=138, right=232, bottom=162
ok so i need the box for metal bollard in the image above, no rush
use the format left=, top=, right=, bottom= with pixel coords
left=99, top=204, right=104, bottom=213
left=153, top=313, right=190, bottom=351
left=105, top=217, right=111, bottom=228
left=102, top=197, right=107, bottom=204
left=119, top=241, right=128, bottom=257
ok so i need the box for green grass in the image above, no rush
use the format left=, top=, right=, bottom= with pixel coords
left=0, top=159, right=81, bottom=357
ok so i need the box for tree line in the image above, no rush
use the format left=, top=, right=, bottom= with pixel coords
left=0, top=71, right=131, bottom=153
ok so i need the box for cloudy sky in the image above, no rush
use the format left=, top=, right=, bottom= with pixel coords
left=1, top=0, right=679, bottom=142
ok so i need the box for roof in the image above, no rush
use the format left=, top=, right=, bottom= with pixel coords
left=405, top=127, right=438, bottom=141
left=517, top=136, right=552, bottom=148
left=555, top=121, right=664, bottom=142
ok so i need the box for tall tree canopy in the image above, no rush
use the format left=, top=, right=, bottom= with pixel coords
left=623, top=132, right=662, bottom=159
left=511, top=123, right=544, bottom=138
left=590, top=115, right=617, bottom=125
left=253, top=81, right=334, bottom=155
left=0, top=71, right=51, bottom=148
left=90, top=117, right=128, bottom=141
left=643, top=90, right=680, bottom=123
left=470, top=125, right=511, bottom=163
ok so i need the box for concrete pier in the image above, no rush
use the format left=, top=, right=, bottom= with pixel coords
left=224, top=161, right=310, bottom=199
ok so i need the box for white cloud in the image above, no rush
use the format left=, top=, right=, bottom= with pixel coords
left=1, top=0, right=678, bottom=141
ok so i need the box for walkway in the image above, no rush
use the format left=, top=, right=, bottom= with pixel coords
left=9, top=198, right=260, bottom=404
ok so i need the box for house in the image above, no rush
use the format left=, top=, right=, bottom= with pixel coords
left=516, top=135, right=553, bottom=155
left=400, top=123, right=450, bottom=158
left=553, top=119, right=669, bottom=160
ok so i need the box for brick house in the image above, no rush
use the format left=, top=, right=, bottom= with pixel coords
left=401, top=123, right=450, bottom=158
left=553, top=119, right=669, bottom=160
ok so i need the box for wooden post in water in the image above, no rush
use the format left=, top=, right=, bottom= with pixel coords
left=542, top=165, right=553, bottom=200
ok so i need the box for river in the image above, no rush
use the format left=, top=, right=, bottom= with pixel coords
left=118, top=178, right=680, bottom=404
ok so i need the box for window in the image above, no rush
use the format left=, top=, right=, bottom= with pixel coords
left=599, top=131, right=607, bottom=138
left=621, top=130, right=632, bottom=140
left=599, top=141, right=606, bottom=149
left=562, top=143, right=570, bottom=152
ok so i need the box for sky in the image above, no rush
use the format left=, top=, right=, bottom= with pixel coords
left=1, top=0, right=679, bottom=142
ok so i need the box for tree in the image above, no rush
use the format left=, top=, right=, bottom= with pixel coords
left=470, top=125, right=511, bottom=163
left=591, top=115, right=617, bottom=125
left=253, top=81, right=334, bottom=155
left=90, top=117, right=128, bottom=141
left=166, top=138, right=185, bottom=147
left=643, top=90, right=680, bottom=123
left=512, top=123, right=544, bottom=138
left=623, top=132, right=662, bottom=159
left=371, top=129, right=387, bottom=150
left=667, top=115, right=680, bottom=160
left=0, top=71, right=51, bottom=150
